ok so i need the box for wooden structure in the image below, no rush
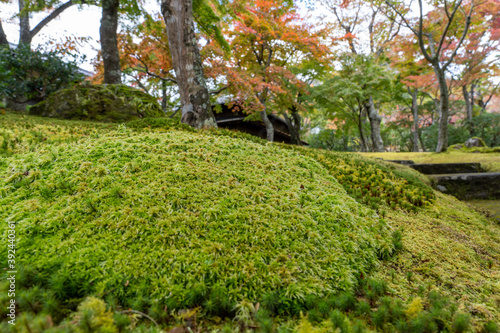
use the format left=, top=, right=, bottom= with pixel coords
left=213, top=103, right=306, bottom=145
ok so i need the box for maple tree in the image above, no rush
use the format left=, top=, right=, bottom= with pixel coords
left=317, top=0, right=403, bottom=152
left=452, top=0, right=500, bottom=134
left=385, top=0, right=477, bottom=152
left=388, top=32, right=436, bottom=151
left=116, top=14, right=176, bottom=111
left=204, top=0, right=331, bottom=142
left=313, top=53, right=394, bottom=152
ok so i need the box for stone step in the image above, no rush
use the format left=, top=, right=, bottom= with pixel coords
left=430, top=172, right=500, bottom=200
left=385, top=160, right=415, bottom=165
left=411, top=163, right=485, bottom=175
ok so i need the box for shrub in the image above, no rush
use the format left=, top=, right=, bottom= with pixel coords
left=0, top=44, right=84, bottom=110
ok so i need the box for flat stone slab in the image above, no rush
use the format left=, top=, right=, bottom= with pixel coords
left=386, top=160, right=415, bottom=165
left=411, top=163, right=484, bottom=175
left=430, top=172, right=500, bottom=200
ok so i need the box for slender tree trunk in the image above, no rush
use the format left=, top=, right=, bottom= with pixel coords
left=463, top=85, right=472, bottom=122
left=100, top=0, right=121, bottom=84
left=418, top=130, right=426, bottom=152
left=435, top=67, right=449, bottom=152
left=0, top=20, right=9, bottom=47
left=282, top=110, right=301, bottom=145
left=161, top=79, right=167, bottom=113
left=18, top=0, right=31, bottom=45
left=358, top=108, right=368, bottom=152
left=365, top=96, right=384, bottom=152
left=291, top=109, right=302, bottom=145
left=161, top=0, right=217, bottom=129
left=410, top=88, right=419, bottom=152
left=257, top=92, right=274, bottom=141
left=259, top=110, right=274, bottom=142
left=463, top=84, right=476, bottom=137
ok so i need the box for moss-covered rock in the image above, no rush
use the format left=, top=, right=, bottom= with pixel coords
left=465, top=137, right=487, bottom=148
left=29, top=84, right=165, bottom=122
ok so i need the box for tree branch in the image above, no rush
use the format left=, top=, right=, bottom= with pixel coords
left=384, top=1, right=418, bottom=36
left=0, top=19, right=9, bottom=47
left=30, top=0, right=80, bottom=40
left=134, top=57, right=177, bottom=83
left=169, top=106, right=181, bottom=118
left=210, top=85, right=230, bottom=95
left=482, top=81, right=500, bottom=111
left=417, top=0, right=434, bottom=63
left=443, top=0, right=475, bottom=69
left=436, top=0, right=463, bottom=56
left=125, top=73, right=149, bottom=93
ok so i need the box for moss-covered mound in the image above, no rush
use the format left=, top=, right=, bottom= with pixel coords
left=448, top=137, right=500, bottom=153
left=280, top=145, right=436, bottom=213
left=0, top=127, right=394, bottom=315
left=29, top=84, right=165, bottom=122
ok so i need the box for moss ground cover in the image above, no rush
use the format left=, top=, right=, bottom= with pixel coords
left=286, top=146, right=436, bottom=213
left=373, top=192, right=500, bottom=327
left=0, top=124, right=393, bottom=324
left=466, top=200, right=500, bottom=221
left=362, top=151, right=500, bottom=173
left=0, top=112, right=118, bottom=157
left=29, top=84, right=165, bottom=122
left=1, top=112, right=499, bottom=332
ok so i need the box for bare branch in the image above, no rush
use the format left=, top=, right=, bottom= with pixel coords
left=443, top=0, right=475, bottom=69
left=417, top=0, right=434, bottom=63
left=482, top=82, right=500, bottom=110
left=384, top=1, right=419, bottom=36
left=169, top=106, right=181, bottom=118
left=134, top=57, right=177, bottom=84
left=265, top=44, right=273, bottom=68
left=210, top=85, right=230, bottom=95
left=436, top=0, right=463, bottom=56
left=444, top=0, right=451, bottom=19
left=30, top=1, right=81, bottom=40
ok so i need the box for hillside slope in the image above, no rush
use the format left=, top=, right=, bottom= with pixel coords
left=0, top=112, right=499, bottom=332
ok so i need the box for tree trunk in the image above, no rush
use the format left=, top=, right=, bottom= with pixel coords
left=291, top=109, right=302, bottom=145
left=358, top=107, right=368, bottom=152
left=365, top=96, right=384, bottom=152
left=418, top=130, right=426, bottom=152
left=463, top=84, right=476, bottom=137
left=161, top=79, right=167, bottom=113
left=100, top=0, right=121, bottom=84
left=0, top=20, right=9, bottom=47
left=282, top=110, right=301, bottom=145
left=161, top=0, right=217, bottom=129
left=463, top=85, right=472, bottom=122
left=19, top=0, right=31, bottom=45
left=432, top=97, right=440, bottom=125
left=435, top=67, right=449, bottom=152
left=259, top=110, right=274, bottom=142
left=410, top=88, right=419, bottom=152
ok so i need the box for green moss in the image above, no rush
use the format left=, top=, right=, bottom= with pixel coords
left=1, top=112, right=499, bottom=331
left=29, top=84, right=165, bottom=122
left=362, top=151, right=500, bottom=173
left=0, top=128, right=392, bottom=317
left=280, top=145, right=435, bottom=213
